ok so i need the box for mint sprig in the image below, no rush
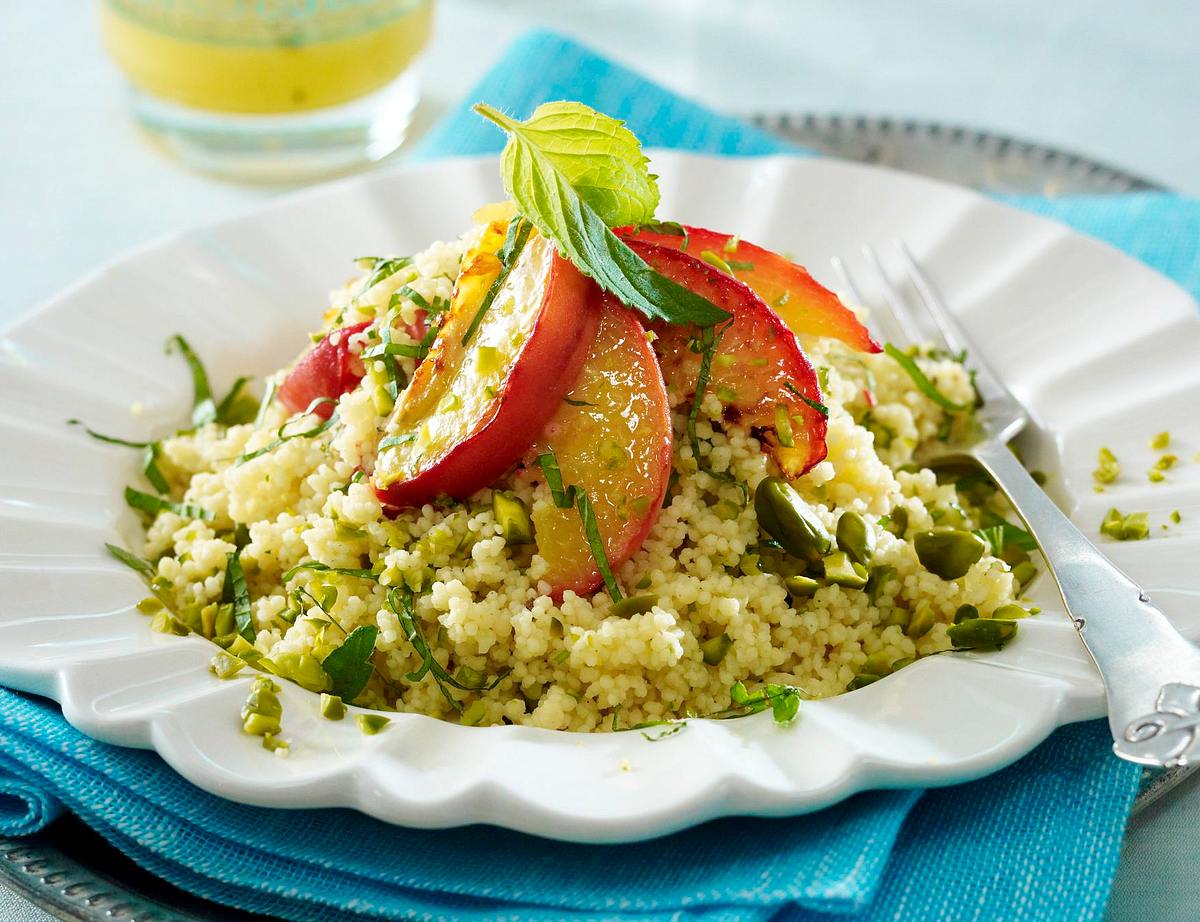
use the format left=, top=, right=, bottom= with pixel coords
left=474, top=102, right=728, bottom=329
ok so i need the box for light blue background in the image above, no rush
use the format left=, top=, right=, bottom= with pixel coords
left=1, top=2, right=1198, bottom=919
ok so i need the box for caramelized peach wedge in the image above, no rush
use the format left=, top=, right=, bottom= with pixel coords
left=619, top=224, right=880, bottom=354
left=525, top=297, right=673, bottom=599
left=372, top=219, right=598, bottom=508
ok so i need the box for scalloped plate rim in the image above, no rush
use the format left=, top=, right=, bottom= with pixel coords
left=1, top=151, right=1196, bottom=843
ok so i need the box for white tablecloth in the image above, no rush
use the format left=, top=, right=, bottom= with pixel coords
left=2, top=1, right=1198, bottom=919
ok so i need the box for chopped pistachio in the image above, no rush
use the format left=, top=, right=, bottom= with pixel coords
left=611, top=595, right=657, bottom=618
left=1012, top=561, right=1038, bottom=587
left=320, top=693, right=347, bottom=720
left=262, top=733, right=289, bottom=754
left=700, top=633, right=733, bottom=666
left=460, top=700, right=487, bottom=726
left=953, top=604, right=979, bottom=624
left=1170, top=510, right=1182, bottom=525
left=1100, top=508, right=1150, bottom=541
left=243, top=713, right=281, bottom=737
left=1148, top=470, right=1166, bottom=483
left=1150, top=431, right=1170, bottom=450
left=712, top=499, right=740, bottom=521
left=150, top=610, right=189, bottom=636
left=356, top=714, right=391, bottom=735
left=1155, top=454, right=1178, bottom=471
left=136, top=596, right=164, bottom=615
left=784, top=574, right=820, bottom=598
left=992, top=603, right=1031, bottom=620
left=1092, top=446, right=1120, bottom=485
left=847, top=674, right=880, bottom=691
left=209, top=651, right=246, bottom=680
left=492, top=491, right=533, bottom=546
left=863, top=650, right=894, bottom=676
left=906, top=600, right=935, bottom=638
left=823, top=551, right=869, bottom=589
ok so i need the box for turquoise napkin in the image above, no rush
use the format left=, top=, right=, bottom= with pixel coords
left=5, top=27, right=1195, bottom=922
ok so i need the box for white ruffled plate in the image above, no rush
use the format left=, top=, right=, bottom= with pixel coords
left=2, top=153, right=1197, bottom=843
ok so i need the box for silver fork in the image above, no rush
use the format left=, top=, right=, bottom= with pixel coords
left=834, top=241, right=1200, bottom=769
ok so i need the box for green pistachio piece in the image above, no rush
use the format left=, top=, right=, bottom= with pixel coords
left=784, top=574, right=821, bottom=598
left=914, top=529, right=987, bottom=580
left=356, top=714, right=391, bottom=735
left=611, top=595, right=658, bottom=618
left=492, top=491, right=533, bottom=546
left=754, top=477, right=832, bottom=563
left=836, top=510, right=876, bottom=566
left=822, top=551, right=869, bottom=589
left=948, top=618, right=1018, bottom=650
left=320, top=693, right=347, bottom=720
left=700, top=633, right=733, bottom=666
left=905, top=600, right=935, bottom=638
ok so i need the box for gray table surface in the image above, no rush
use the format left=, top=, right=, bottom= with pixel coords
left=2, top=2, right=1198, bottom=919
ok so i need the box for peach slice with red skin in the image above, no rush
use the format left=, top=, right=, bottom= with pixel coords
left=373, top=222, right=599, bottom=510
left=278, top=320, right=371, bottom=420
left=528, top=297, right=673, bottom=600
left=625, top=239, right=828, bottom=477
left=618, top=224, right=880, bottom=354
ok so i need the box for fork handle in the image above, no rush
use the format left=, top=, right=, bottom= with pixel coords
left=972, top=442, right=1200, bottom=768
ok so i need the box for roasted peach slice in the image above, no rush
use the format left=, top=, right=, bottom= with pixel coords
left=618, top=224, right=879, bottom=354
left=626, top=239, right=828, bottom=477
left=528, top=297, right=672, bottom=599
left=373, top=221, right=599, bottom=509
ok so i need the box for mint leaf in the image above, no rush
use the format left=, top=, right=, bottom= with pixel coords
left=474, top=102, right=728, bottom=329
left=321, top=624, right=378, bottom=703
left=483, top=100, right=660, bottom=226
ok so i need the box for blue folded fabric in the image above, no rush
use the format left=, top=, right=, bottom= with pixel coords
left=5, top=25, right=1197, bottom=922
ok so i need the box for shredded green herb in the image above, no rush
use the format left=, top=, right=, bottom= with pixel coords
left=635, top=220, right=689, bottom=251
left=576, top=491, right=622, bottom=602
left=253, top=379, right=277, bottom=428
left=68, top=421, right=170, bottom=494
left=461, top=216, right=535, bottom=347
left=563, top=396, right=594, bottom=407
left=355, top=256, right=412, bottom=297
left=378, top=433, right=417, bottom=451
left=783, top=382, right=829, bottom=418
left=883, top=343, right=972, bottom=413
left=222, top=549, right=254, bottom=641
left=123, top=486, right=212, bottom=521
left=536, top=452, right=575, bottom=509
left=373, top=313, right=408, bottom=398
left=165, top=334, right=216, bottom=428
left=105, top=542, right=156, bottom=576
left=386, top=587, right=510, bottom=712
left=536, top=451, right=622, bottom=601
left=235, top=397, right=338, bottom=465
left=282, top=561, right=378, bottom=582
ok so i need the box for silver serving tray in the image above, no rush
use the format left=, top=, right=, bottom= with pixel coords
left=0, top=114, right=1171, bottom=922
left=750, top=113, right=1166, bottom=195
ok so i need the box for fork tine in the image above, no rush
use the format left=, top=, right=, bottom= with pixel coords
left=860, top=245, right=925, bottom=346
left=892, top=240, right=1009, bottom=397
left=892, top=241, right=971, bottom=357
left=832, top=251, right=914, bottom=347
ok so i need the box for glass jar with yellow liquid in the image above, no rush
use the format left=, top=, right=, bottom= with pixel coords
left=100, top=0, right=434, bottom=181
